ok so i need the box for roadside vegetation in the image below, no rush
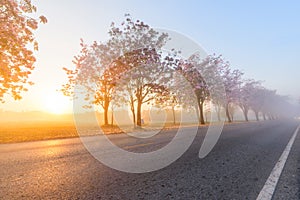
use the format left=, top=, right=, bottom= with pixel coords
left=62, top=14, right=297, bottom=128
left=1, top=1, right=298, bottom=143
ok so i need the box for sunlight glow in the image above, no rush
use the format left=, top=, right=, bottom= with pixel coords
left=43, top=92, right=71, bottom=114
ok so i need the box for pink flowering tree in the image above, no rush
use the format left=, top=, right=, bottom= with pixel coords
left=108, top=15, right=175, bottom=127
left=177, top=54, right=225, bottom=124
left=61, top=39, right=121, bottom=126
left=214, top=57, right=243, bottom=122
left=0, top=0, right=47, bottom=102
left=238, top=79, right=262, bottom=121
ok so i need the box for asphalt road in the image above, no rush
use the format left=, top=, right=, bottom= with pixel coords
left=0, top=120, right=300, bottom=199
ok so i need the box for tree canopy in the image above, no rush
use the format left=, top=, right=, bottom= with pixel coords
left=62, top=15, right=296, bottom=126
left=0, top=0, right=46, bottom=102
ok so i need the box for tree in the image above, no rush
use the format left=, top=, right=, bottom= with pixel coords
left=200, top=55, right=228, bottom=122
left=259, top=90, right=289, bottom=120
left=227, top=103, right=237, bottom=122
left=248, top=87, right=269, bottom=121
left=238, top=79, right=262, bottom=121
left=178, top=54, right=226, bottom=125
left=62, top=40, right=120, bottom=125
left=155, top=91, right=179, bottom=125
left=108, top=15, right=171, bottom=127
left=62, top=15, right=171, bottom=127
left=0, top=0, right=46, bottom=102
left=179, top=59, right=208, bottom=125
left=217, top=60, right=243, bottom=122
left=113, top=48, right=170, bottom=127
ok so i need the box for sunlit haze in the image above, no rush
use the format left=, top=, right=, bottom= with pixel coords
left=1, top=0, right=300, bottom=114
left=2, top=1, right=300, bottom=199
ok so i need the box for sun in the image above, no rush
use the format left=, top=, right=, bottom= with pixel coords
left=43, top=92, right=71, bottom=114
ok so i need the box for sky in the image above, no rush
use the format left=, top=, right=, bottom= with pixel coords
left=1, top=0, right=300, bottom=113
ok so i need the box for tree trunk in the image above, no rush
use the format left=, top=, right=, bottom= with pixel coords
left=194, top=104, right=200, bottom=122
left=136, top=100, right=142, bottom=127
left=129, top=96, right=136, bottom=127
left=111, top=109, right=114, bottom=126
left=215, top=104, right=221, bottom=121
left=225, top=103, right=232, bottom=123
left=197, top=99, right=205, bottom=125
left=103, top=99, right=110, bottom=126
left=200, top=104, right=205, bottom=125
left=254, top=111, right=259, bottom=121
left=131, top=107, right=136, bottom=127
left=217, top=111, right=221, bottom=121
left=217, top=107, right=221, bottom=121
left=172, top=106, right=176, bottom=125
left=243, top=109, right=249, bottom=122
left=263, top=113, right=266, bottom=120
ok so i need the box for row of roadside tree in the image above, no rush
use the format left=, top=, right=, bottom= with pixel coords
left=62, top=15, right=297, bottom=127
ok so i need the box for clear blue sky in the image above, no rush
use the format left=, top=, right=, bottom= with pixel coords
left=2, top=0, right=300, bottom=112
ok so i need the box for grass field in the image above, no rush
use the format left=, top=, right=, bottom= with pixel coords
left=0, top=120, right=197, bottom=144
left=0, top=119, right=248, bottom=144
left=0, top=121, right=127, bottom=144
left=0, top=121, right=77, bottom=143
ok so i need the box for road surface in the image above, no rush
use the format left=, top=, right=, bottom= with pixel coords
left=0, top=120, right=300, bottom=199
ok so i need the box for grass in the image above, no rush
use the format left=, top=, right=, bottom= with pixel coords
left=0, top=121, right=78, bottom=144
left=0, top=120, right=254, bottom=144
left=0, top=121, right=185, bottom=144
left=0, top=121, right=133, bottom=144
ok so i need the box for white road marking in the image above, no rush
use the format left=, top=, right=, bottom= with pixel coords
left=256, top=125, right=300, bottom=200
